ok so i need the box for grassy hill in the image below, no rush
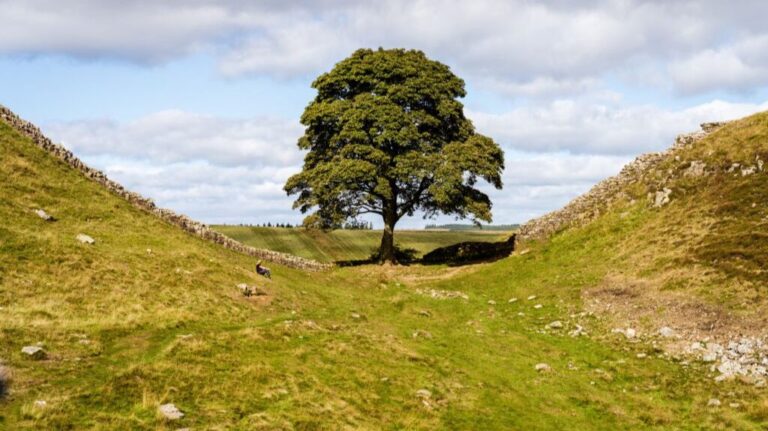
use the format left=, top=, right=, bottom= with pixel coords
left=2, top=108, right=768, bottom=429
left=212, top=226, right=511, bottom=263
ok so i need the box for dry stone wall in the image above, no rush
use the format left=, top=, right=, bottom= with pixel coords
left=517, top=122, right=729, bottom=242
left=1, top=104, right=331, bottom=271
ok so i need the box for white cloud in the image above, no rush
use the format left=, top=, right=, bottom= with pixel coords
left=45, top=110, right=304, bottom=167
left=471, top=99, right=768, bottom=155
left=670, top=35, right=768, bottom=94
left=3, top=1, right=768, bottom=95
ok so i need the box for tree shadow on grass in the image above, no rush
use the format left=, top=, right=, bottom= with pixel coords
left=419, top=234, right=516, bottom=267
left=335, top=236, right=516, bottom=267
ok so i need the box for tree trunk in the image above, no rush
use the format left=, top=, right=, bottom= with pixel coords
left=379, top=211, right=397, bottom=264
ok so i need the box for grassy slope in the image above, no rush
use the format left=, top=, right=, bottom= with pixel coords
left=213, top=226, right=510, bottom=263
left=1, top=117, right=767, bottom=429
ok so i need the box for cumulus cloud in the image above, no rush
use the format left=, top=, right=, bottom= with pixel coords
left=3, top=0, right=768, bottom=95
left=45, top=110, right=304, bottom=167
left=471, top=99, right=768, bottom=155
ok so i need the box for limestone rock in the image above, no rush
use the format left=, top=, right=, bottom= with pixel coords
left=653, top=188, right=672, bottom=208
left=684, top=161, right=706, bottom=177
left=535, top=363, right=551, bottom=372
left=33, top=209, right=55, bottom=221
left=658, top=326, right=676, bottom=338
left=76, top=234, right=95, bottom=245
left=159, top=403, right=184, bottom=420
left=547, top=321, right=563, bottom=329
left=707, top=398, right=721, bottom=407
left=415, top=389, right=432, bottom=399
left=21, top=345, right=46, bottom=360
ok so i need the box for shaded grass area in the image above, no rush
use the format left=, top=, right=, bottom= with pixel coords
left=2, top=117, right=768, bottom=429
left=213, top=225, right=511, bottom=264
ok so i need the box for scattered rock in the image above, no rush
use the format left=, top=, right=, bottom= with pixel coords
left=237, top=283, right=266, bottom=297
left=707, top=398, right=721, bottom=407
left=729, top=402, right=740, bottom=409
left=415, top=389, right=432, bottom=399
left=350, top=313, right=365, bottom=320
left=535, top=363, right=551, bottom=372
left=547, top=321, right=563, bottom=329
left=33, top=209, right=55, bottom=221
left=158, top=403, right=184, bottom=420
left=487, top=300, right=496, bottom=305
left=527, top=295, right=537, bottom=301
left=533, top=304, right=543, bottom=309
left=415, top=289, right=468, bottom=300
left=741, top=166, right=757, bottom=176
left=637, top=353, right=647, bottom=359
left=76, top=234, right=95, bottom=245
left=612, top=328, right=636, bottom=339
left=412, top=330, right=433, bottom=340
left=569, top=325, right=586, bottom=337
left=658, top=326, right=676, bottom=338
left=508, top=298, right=518, bottom=303
left=684, top=161, right=707, bottom=177
left=21, top=345, right=46, bottom=360
left=653, top=188, right=672, bottom=207
left=417, top=310, right=432, bottom=317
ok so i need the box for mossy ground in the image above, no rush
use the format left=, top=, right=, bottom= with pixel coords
left=2, top=116, right=768, bottom=429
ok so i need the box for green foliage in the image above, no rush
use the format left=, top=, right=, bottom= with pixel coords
left=284, top=48, right=504, bottom=261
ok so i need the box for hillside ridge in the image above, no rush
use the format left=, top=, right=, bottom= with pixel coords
left=518, top=121, right=729, bottom=241
left=0, top=104, right=330, bottom=271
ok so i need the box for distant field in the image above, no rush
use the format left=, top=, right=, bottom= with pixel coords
left=212, top=226, right=513, bottom=263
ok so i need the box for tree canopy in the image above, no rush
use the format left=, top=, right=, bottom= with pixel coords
left=285, top=48, right=504, bottom=263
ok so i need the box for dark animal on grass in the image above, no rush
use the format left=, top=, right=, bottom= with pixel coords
left=255, top=261, right=271, bottom=279
left=422, top=234, right=516, bottom=265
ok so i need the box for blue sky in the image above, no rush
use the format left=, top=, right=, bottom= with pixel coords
left=2, top=0, right=768, bottom=227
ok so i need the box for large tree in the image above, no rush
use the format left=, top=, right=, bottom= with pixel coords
left=285, top=48, right=504, bottom=263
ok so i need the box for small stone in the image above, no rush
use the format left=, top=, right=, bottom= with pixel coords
left=76, top=234, right=95, bottom=245
left=527, top=295, right=536, bottom=301
left=21, top=345, right=46, bottom=360
left=729, top=402, right=740, bottom=409
left=415, top=389, right=431, bottom=399
left=158, top=403, right=184, bottom=420
left=653, top=188, right=672, bottom=207
left=637, top=353, right=647, bottom=359
left=418, top=310, right=431, bottom=317
left=533, top=304, right=543, bottom=309
left=33, top=400, right=47, bottom=408
left=34, top=209, right=54, bottom=221
left=535, top=363, right=551, bottom=372
left=508, top=298, right=518, bottom=303
left=625, top=328, right=637, bottom=339
left=658, top=326, right=676, bottom=338
left=547, top=321, right=563, bottom=329
left=350, top=313, right=363, bottom=320
left=707, top=398, right=721, bottom=407
left=412, top=330, right=433, bottom=340
left=487, top=300, right=496, bottom=305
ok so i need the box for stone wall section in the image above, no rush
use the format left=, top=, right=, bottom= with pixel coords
left=517, top=122, right=729, bottom=242
left=1, top=104, right=331, bottom=271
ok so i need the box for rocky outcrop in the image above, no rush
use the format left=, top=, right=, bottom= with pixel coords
left=0, top=104, right=330, bottom=271
left=518, top=122, right=729, bottom=242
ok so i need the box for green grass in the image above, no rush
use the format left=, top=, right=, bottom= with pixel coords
left=2, top=114, right=768, bottom=429
left=213, top=225, right=511, bottom=263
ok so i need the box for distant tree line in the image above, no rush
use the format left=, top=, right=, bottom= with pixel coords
left=235, top=220, right=373, bottom=230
